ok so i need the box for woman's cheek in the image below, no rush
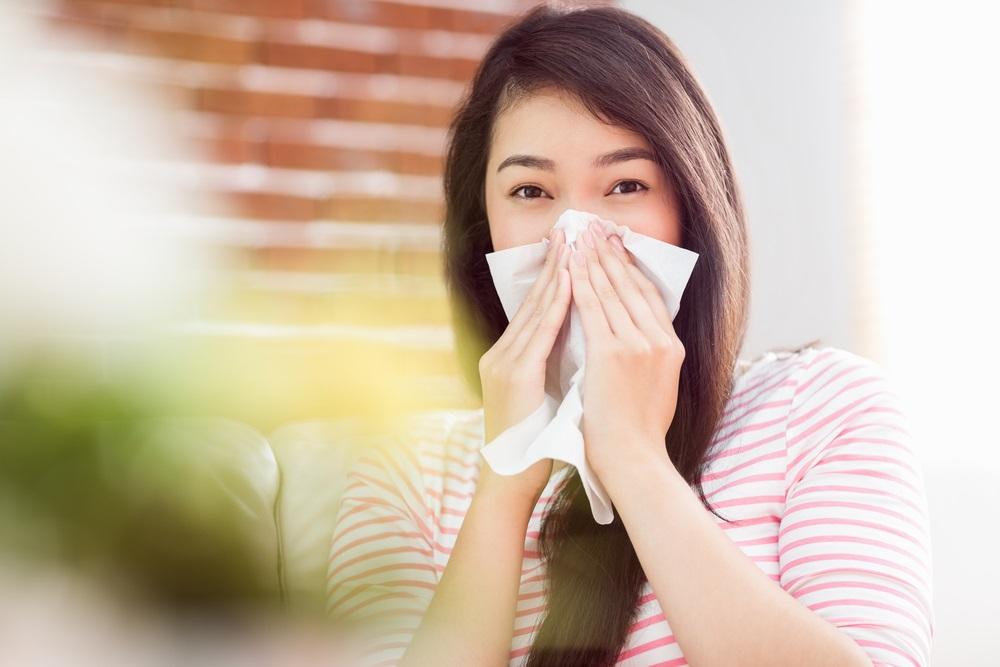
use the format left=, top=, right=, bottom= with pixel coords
left=490, top=215, right=553, bottom=250
left=608, top=205, right=681, bottom=246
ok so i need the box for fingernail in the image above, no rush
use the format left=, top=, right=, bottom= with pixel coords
left=582, top=229, right=595, bottom=249
left=610, top=234, right=625, bottom=251
left=572, top=249, right=585, bottom=265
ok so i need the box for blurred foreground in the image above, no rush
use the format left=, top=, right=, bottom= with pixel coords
left=0, top=5, right=456, bottom=664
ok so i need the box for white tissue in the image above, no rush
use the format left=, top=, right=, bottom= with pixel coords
left=479, top=208, right=699, bottom=524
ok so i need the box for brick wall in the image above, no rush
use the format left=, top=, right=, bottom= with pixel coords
left=26, top=0, right=601, bottom=427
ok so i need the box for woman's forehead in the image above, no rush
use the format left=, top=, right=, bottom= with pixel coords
left=488, top=91, right=649, bottom=169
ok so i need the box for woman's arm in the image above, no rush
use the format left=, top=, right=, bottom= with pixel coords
left=398, top=478, right=537, bottom=667
left=600, top=450, right=875, bottom=667
left=326, top=423, right=541, bottom=667
left=595, top=349, right=932, bottom=667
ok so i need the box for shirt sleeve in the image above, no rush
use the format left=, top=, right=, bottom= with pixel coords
left=325, top=417, right=443, bottom=667
left=778, top=348, right=934, bottom=667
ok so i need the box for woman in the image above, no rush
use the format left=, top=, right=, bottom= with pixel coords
left=325, top=4, right=933, bottom=666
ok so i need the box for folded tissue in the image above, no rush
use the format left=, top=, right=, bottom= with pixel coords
left=479, top=208, right=700, bottom=524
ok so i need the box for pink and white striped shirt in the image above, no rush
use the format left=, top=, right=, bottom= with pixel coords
left=325, top=345, right=934, bottom=666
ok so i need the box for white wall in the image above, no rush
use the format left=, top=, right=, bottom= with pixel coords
left=621, top=0, right=857, bottom=359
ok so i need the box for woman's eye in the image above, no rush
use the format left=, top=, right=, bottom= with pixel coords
left=609, top=180, right=649, bottom=195
left=508, top=180, right=647, bottom=200
left=509, top=185, right=549, bottom=200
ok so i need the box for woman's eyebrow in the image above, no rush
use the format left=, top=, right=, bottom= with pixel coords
left=593, top=146, right=657, bottom=168
left=496, top=146, right=656, bottom=173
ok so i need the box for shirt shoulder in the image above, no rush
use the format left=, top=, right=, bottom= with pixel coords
left=710, top=344, right=896, bottom=473
left=396, top=407, right=484, bottom=524
left=399, top=407, right=483, bottom=477
left=707, top=346, right=806, bottom=460
left=781, top=345, right=911, bottom=489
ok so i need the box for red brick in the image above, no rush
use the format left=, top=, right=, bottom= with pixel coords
left=303, top=0, right=520, bottom=33
left=43, top=11, right=121, bottom=45
left=376, top=52, right=464, bottom=81
left=126, top=26, right=256, bottom=64
left=453, top=58, right=480, bottom=80
left=322, top=97, right=452, bottom=127
left=299, top=0, right=376, bottom=24
left=204, top=191, right=321, bottom=221
left=394, top=151, right=443, bottom=176
left=370, top=1, right=432, bottom=31
left=441, top=6, right=518, bottom=33
left=263, top=143, right=359, bottom=171
left=184, top=116, right=272, bottom=163
left=261, top=42, right=380, bottom=75
left=180, top=0, right=307, bottom=19
left=198, top=88, right=318, bottom=118
left=320, top=196, right=443, bottom=224
left=261, top=43, right=481, bottom=84
left=61, top=0, right=173, bottom=8
left=259, top=140, right=441, bottom=175
left=50, top=2, right=107, bottom=25
left=198, top=134, right=267, bottom=164
left=131, top=79, right=197, bottom=110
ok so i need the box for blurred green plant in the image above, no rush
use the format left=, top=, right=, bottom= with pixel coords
left=0, top=353, right=281, bottom=619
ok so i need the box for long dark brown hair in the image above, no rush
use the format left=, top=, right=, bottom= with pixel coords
left=442, top=4, right=752, bottom=665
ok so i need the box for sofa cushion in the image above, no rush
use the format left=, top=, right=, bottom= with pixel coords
left=268, top=418, right=382, bottom=614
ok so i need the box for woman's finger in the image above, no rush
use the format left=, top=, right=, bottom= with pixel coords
left=507, top=240, right=566, bottom=358
left=497, top=228, right=564, bottom=353
left=591, top=228, right=668, bottom=342
left=605, top=233, right=676, bottom=335
left=518, top=246, right=572, bottom=362
left=568, top=244, right=612, bottom=345
left=578, top=227, right=644, bottom=345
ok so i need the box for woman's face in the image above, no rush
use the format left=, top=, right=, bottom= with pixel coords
left=484, top=89, right=683, bottom=252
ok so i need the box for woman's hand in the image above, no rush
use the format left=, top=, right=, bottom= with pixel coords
left=568, top=220, right=684, bottom=477
left=478, top=227, right=572, bottom=504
